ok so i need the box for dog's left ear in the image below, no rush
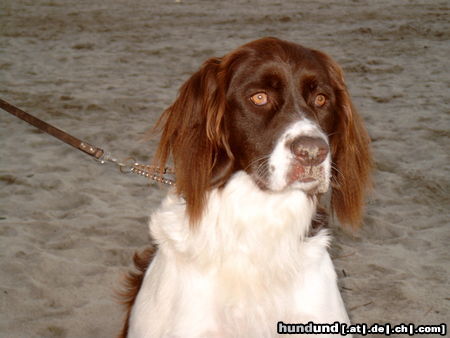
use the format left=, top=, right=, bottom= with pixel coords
left=154, top=58, right=234, bottom=225
left=316, top=51, right=373, bottom=228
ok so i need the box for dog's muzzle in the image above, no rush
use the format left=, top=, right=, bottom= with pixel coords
left=287, top=136, right=330, bottom=193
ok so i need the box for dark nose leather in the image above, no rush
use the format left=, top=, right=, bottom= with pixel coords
left=290, top=136, right=329, bottom=166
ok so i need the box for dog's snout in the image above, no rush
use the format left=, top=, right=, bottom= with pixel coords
left=290, top=136, right=329, bottom=166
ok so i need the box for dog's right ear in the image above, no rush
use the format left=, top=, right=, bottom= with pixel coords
left=154, top=58, right=233, bottom=226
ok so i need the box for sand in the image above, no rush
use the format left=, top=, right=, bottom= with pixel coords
left=0, top=0, right=449, bottom=337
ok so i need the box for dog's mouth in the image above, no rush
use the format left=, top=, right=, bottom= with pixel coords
left=287, top=162, right=328, bottom=194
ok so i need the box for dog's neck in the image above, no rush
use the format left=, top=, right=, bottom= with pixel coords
left=150, top=172, right=320, bottom=269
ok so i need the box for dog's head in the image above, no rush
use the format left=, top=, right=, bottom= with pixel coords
left=155, top=37, right=371, bottom=227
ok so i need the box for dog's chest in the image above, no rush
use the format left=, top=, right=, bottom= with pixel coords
left=128, top=173, right=349, bottom=337
left=130, top=229, right=346, bottom=337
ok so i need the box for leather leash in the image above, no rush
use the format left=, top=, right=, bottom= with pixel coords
left=0, top=98, right=104, bottom=159
left=0, top=98, right=175, bottom=185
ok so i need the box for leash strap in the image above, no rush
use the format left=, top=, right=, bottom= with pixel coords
left=0, top=98, right=175, bottom=185
left=0, top=98, right=104, bottom=159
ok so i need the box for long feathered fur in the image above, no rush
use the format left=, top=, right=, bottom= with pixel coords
left=153, top=58, right=233, bottom=225
left=313, top=50, right=372, bottom=227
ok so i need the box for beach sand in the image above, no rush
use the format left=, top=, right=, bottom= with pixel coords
left=0, top=0, right=448, bottom=337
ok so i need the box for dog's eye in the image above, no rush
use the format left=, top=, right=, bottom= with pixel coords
left=314, top=94, right=327, bottom=107
left=250, top=92, right=268, bottom=106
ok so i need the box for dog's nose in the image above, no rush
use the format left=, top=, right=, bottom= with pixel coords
left=290, top=136, right=329, bottom=166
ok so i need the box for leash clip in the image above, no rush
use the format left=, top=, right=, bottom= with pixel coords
left=97, top=152, right=134, bottom=174
left=97, top=152, right=175, bottom=185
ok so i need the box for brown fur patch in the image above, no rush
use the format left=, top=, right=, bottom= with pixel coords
left=118, top=246, right=157, bottom=338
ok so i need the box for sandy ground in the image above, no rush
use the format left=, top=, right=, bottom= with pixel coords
left=0, top=0, right=449, bottom=337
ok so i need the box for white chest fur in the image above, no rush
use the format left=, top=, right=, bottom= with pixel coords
left=128, top=172, right=350, bottom=337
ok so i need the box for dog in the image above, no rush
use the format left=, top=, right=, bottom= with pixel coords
left=119, top=37, right=372, bottom=337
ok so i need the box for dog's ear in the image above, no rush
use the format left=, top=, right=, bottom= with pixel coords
left=154, top=58, right=233, bottom=226
left=316, top=52, right=372, bottom=228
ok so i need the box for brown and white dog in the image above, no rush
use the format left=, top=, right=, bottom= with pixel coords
left=119, top=37, right=371, bottom=337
